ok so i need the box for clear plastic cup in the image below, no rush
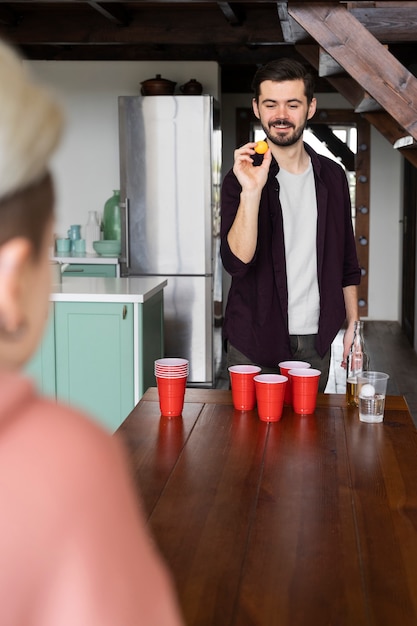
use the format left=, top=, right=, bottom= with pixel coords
left=357, top=371, right=389, bottom=423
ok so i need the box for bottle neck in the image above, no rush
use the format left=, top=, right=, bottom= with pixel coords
left=347, top=320, right=368, bottom=376
left=352, top=320, right=364, bottom=344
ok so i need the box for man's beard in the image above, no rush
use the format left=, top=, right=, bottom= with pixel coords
left=262, top=116, right=308, bottom=147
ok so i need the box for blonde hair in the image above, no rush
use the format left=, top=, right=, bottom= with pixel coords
left=0, top=40, right=63, bottom=200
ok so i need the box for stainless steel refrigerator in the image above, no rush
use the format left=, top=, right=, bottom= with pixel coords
left=118, top=95, right=222, bottom=386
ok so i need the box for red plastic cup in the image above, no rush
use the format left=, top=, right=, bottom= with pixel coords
left=254, top=374, right=288, bottom=422
left=156, top=375, right=187, bottom=417
left=228, top=365, right=261, bottom=411
left=289, top=368, right=321, bottom=415
left=278, top=361, right=311, bottom=405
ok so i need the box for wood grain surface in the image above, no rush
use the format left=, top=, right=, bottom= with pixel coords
left=117, top=390, right=417, bottom=626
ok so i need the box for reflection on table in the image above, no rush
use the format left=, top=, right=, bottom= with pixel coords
left=117, top=388, right=417, bottom=626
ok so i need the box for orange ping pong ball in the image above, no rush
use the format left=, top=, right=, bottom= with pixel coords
left=254, top=140, right=268, bottom=154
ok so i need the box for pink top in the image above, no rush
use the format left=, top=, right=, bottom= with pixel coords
left=0, top=371, right=184, bottom=626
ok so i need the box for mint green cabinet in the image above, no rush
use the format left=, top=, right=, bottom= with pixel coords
left=55, top=302, right=134, bottom=431
left=25, top=290, right=164, bottom=432
left=25, top=307, right=56, bottom=397
left=63, top=263, right=117, bottom=277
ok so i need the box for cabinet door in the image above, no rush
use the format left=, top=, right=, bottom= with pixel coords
left=25, top=306, right=56, bottom=397
left=55, top=302, right=134, bottom=431
left=63, top=264, right=117, bottom=277
left=141, top=290, right=164, bottom=396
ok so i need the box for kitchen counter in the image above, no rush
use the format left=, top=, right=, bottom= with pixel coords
left=27, top=276, right=167, bottom=430
left=52, top=253, right=119, bottom=265
left=50, top=276, right=167, bottom=303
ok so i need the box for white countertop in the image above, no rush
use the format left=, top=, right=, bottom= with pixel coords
left=50, top=277, right=167, bottom=303
left=52, top=253, right=119, bottom=265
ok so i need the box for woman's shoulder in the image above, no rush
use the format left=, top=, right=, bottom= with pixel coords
left=0, top=372, right=126, bottom=498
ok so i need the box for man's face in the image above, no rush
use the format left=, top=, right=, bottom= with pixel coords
left=252, top=79, right=316, bottom=148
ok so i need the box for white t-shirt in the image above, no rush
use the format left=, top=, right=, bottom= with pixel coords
left=277, top=159, right=320, bottom=335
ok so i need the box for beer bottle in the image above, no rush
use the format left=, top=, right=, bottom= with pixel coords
left=346, top=321, right=369, bottom=406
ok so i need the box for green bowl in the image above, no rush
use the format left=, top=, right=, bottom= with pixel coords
left=93, top=240, right=121, bottom=256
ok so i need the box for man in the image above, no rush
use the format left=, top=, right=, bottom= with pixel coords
left=220, top=58, right=361, bottom=392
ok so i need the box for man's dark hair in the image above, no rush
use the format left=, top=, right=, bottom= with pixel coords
left=251, top=58, right=315, bottom=104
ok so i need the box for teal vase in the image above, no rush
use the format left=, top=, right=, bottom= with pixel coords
left=102, top=190, right=121, bottom=240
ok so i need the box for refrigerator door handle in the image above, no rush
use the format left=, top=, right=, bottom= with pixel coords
left=121, top=196, right=130, bottom=268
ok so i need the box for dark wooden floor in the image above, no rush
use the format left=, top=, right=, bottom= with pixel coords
left=215, top=321, right=417, bottom=427
left=362, top=321, right=417, bottom=426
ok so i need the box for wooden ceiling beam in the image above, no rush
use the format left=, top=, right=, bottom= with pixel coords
left=277, top=1, right=308, bottom=44
left=296, top=44, right=417, bottom=168
left=282, top=0, right=417, bottom=44
left=86, top=2, right=131, bottom=26
left=354, top=93, right=382, bottom=114
left=217, top=2, right=245, bottom=26
left=348, top=1, right=417, bottom=42
left=2, top=0, right=417, bottom=102
left=289, top=3, right=417, bottom=141
left=0, top=5, right=20, bottom=27
left=297, top=45, right=381, bottom=113
left=297, top=44, right=403, bottom=138
left=318, top=48, right=344, bottom=77
left=17, top=41, right=295, bottom=62
left=0, top=4, right=284, bottom=46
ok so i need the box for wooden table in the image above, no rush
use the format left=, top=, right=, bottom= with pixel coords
left=117, top=388, right=417, bottom=626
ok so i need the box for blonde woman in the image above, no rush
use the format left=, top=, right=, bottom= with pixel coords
left=0, top=41, right=183, bottom=626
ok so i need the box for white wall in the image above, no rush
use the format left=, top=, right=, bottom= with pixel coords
left=221, top=93, right=252, bottom=177
left=368, top=128, right=402, bottom=321
left=221, top=92, right=403, bottom=322
left=27, top=60, right=220, bottom=238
